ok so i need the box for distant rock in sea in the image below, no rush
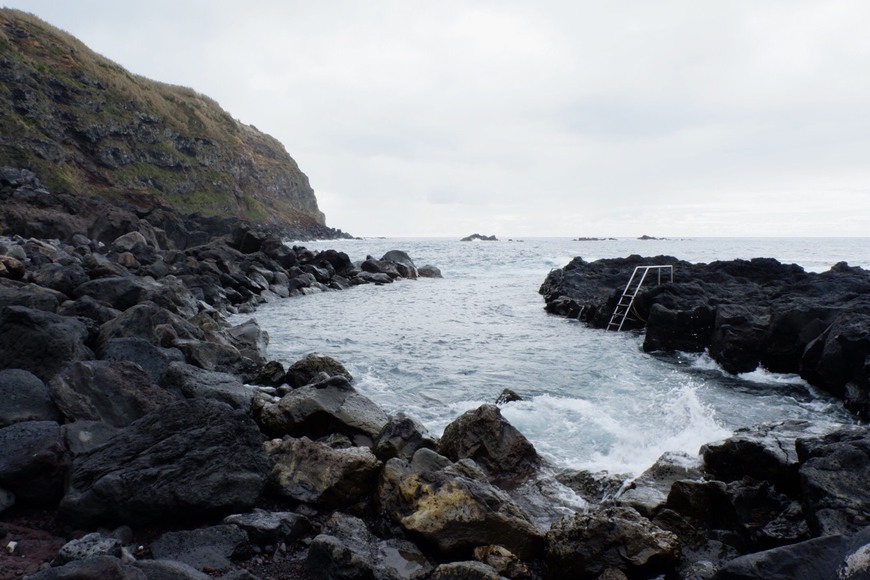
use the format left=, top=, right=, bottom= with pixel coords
left=461, top=233, right=498, bottom=242
left=574, top=237, right=616, bottom=241
left=638, top=235, right=665, bottom=240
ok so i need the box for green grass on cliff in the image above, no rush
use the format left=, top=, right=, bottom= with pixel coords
left=0, top=9, right=323, bottom=228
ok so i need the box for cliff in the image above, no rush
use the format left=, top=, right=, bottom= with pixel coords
left=0, top=9, right=330, bottom=234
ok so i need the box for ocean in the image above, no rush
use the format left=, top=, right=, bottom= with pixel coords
left=240, top=237, right=869, bottom=477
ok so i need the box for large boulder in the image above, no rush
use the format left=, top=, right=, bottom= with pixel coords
left=98, top=301, right=204, bottom=349
left=307, top=512, right=432, bottom=580
left=0, top=420, right=69, bottom=505
left=616, top=451, right=703, bottom=518
left=284, top=352, right=353, bottom=388
left=25, top=556, right=147, bottom=580
left=0, top=305, right=93, bottom=381
left=0, top=368, right=61, bottom=427
left=797, top=427, right=870, bottom=536
left=378, top=448, right=543, bottom=559
left=708, top=304, right=771, bottom=374
left=266, top=436, right=382, bottom=508
left=160, top=362, right=253, bottom=410
left=48, top=361, right=175, bottom=427
left=60, top=399, right=269, bottom=526
left=381, top=250, right=418, bottom=279
left=439, top=404, right=540, bottom=486
left=224, top=508, right=311, bottom=546
left=29, top=262, right=89, bottom=296
left=373, top=413, right=439, bottom=462
left=545, top=506, right=680, bottom=579
left=256, top=375, right=388, bottom=442
left=101, top=337, right=185, bottom=383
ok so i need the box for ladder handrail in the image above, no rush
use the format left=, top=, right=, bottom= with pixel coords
left=607, top=264, right=674, bottom=331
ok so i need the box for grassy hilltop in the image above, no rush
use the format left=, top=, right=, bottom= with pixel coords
left=0, top=8, right=326, bottom=230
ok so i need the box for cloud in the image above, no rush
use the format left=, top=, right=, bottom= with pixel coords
left=8, top=0, right=870, bottom=237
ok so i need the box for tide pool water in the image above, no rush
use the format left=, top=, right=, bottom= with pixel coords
left=241, top=237, right=868, bottom=475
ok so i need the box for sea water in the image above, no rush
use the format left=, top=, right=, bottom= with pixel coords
left=243, top=238, right=868, bottom=476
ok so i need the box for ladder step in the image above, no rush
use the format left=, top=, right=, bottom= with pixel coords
left=607, top=264, right=674, bottom=332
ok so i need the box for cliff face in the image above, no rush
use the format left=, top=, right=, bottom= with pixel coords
left=0, top=9, right=327, bottom=231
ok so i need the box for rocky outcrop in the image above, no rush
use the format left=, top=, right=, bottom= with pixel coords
left=0, top=10, right=346, bottom=238
left=540, top=255, right=870, bottom=417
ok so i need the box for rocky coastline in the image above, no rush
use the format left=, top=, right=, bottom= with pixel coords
left=2, top=180, right=870, bottom=580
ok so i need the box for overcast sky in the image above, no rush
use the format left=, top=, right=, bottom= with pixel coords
left=8, top=1, right=870, bottom=237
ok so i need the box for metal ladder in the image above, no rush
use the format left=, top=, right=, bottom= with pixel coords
left=607, top=265, right=674, bottom=331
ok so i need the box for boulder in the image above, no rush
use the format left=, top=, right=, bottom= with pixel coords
left=544, top=506, right=680, bottom=579
left=418, top=265, right=443, bottom=279
left=0, top=368, right=61, bottom=427
left=60, top=399, right=269, bottom=526
left=0, top=305, right=93, bottom=381
left=797, top=426, right=870, bottom=536
left=381, top=250, right=418, bottom=279
left=53, top=532, right=122, bottom=566
left=0, top=279, right=63, bottom=312
left=0, top=420, right=69, bottom=505
left=25, top=556, right=147, bottom=580
left=57, top=295, right=123, bottom=325
left=131, top=560, right=210, bottom=580
left=643, top=303, right=716, bottom=354
left=111, top=231, right=148, bottom=253
left=700, top=420, right=838, bottom=497
left=713, top=526, right=870, bottom=580
left=256, top=375, right=388, bottom=442
left=160, top=362, right=252, bottom=410
left=266, top=436, right=382, bottom=507
left=226, top=318, right=269, bottom=365
left=73, top=276, right=154, bottom=311
left=373, top=413, right=439, bottom=462
left=378, top=448, right=543, bottom=558
left=101, top=337, right=185, bottom=383
left=98, top=301, right=204, bottom=348
left=307, top=512, right=432, bottom=580
left=48, top=360, right=175, bottom=427
left=174, top=338, right=257, bottom=378
left=617, top=451, right=703, bottom=518
left=708, top=304, right=771, bottom=374
left=223, top=508, right=311, bottom=546
left=472, top=545, right=532, bottom=579
left=29, top=262, right=89, bottom=296
left=439, top=404, right=541, bottom=486
left=62, top=421, right=121, bottom=456
left=284, top=352, right=353, bottom=388
left=150, top=524, right=251, bottom=573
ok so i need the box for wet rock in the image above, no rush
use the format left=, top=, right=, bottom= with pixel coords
left=0, top=420, right=69, bottom=505
left=373, top=413, right=439, bottom=462
left=252, top=360, right=286, bottom=387
left=257, top=375, right=388, bottom=441
left=174, top=338, right=257, bottom=378
left=226, top=318, right=269, bottom=365
left=357, top=271, right=394, bottom=285
left=266, top=436, right=382, bottom=508
left=709, top=304, right=771, bottom=374
left=307, top=512, right=431, bottom=580
left=797, top=426, right=870, bottom=535
left=439, top=404, right=541, bottom=486
left=48, top=361, right=175, bottom=427
left=160, top=362, right=252, bottom=410
left=378, top=448, right=543, bottom=558
left=150, top=524, right=251, bottom=573
left=0, top=368, right=61, bottom=427
left=418, top=265, right=443, bottom=278
left=0, top=305, right=93, bottom=381
left=284, top=352, right=353, bottom=388
left=382, top=250, right=418, bottom=279
left=544, top=506, right=680, bottom=579
left=702, top=420, right=841, bottom=497
left=617, top=451, right=703, bottom=518
left=60, top=400, right=268, bottom=526
left=494, top=388, right=523, bottom=405
left=223, top=508, right=311, bottom=545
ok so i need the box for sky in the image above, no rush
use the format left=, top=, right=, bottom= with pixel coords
left=6, top=1, right=870, bottom=238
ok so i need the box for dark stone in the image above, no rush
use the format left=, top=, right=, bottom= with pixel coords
left=150, top=524, right=251, bottom=573
left=373, top=413, right=438, bottom=462
left=53, top=532, right=122, bottom=565
left=101, top=337, right=185, bottom=383
left=25, top=556, right=147, bottom=580
left=381, top=250, right=418, bottom=279
left=418, top=265, right=443, bottom=278
left=160, top=362, right=252, bottom=410
left=0, top=420, right=69, bottom=505
left=223, top=508, right=311, bottom=545
left=48, top=360, right=175, bottom=427
left=62, top=421, right=121, bottom=456
left=252, top=360, right=285, bottom=387
left=0, top=368, right=61, bottom=427
left=544, top=506, right=680, bottom=579
left=98, top=301, right=204, bottom=348
left=494, top=388, right=523, bottom=405
left=57, top=295, right=123, bottom=325
left=60, top=399, right=268, bottom=526
left=797, top=427, right=870, bottom=536
left=0, top=305, right=93, bottom=381
left=616, top=451, right=703, bottom=518
left=30, top=262, right=89, bottom=296
left=439, top=404, right=541, bottom=486
left=284, top=352, right=353, bottom=388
